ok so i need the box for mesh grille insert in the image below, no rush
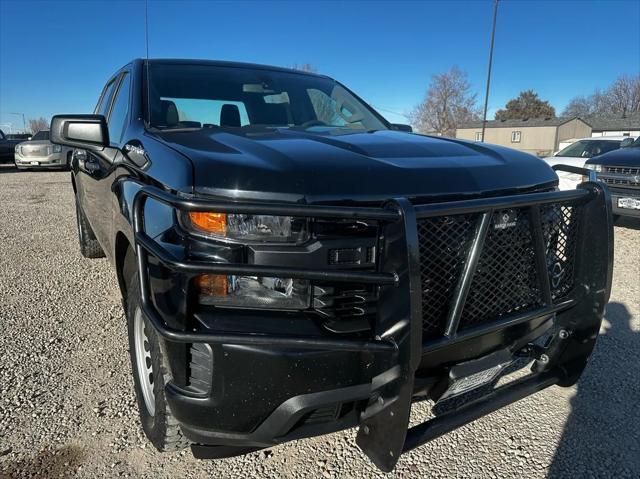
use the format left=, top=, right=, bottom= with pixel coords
left=417, top=214, right=476, bottom=339
left=417, top=202, right=582, bottom=340
left=541, top=204, right=581, bottom=300
left=459, top=209, right=541, bottom=329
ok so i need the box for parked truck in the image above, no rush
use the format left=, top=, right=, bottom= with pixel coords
left=50, top=59, right=612, bottom=472
left=0, top=128, right=24, bottom=163
left=585, top=136, right=640, bottom=220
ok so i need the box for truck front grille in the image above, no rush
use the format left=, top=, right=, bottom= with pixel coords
left=312, top=284, right=377, bottom=334
left=417, top=215, right=475, bottom=338
left=417, top=202, right=581, bottom=340
left=20, top=145, right=50, bottom=157
left=459, top=209, right=540, bottom=329
left=600, top=166, right=640, bottom=189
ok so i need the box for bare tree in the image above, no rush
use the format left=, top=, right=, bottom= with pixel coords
left=608, top=74, right=640, bottom=116
left=291, top=63, right=317, bottom=73
left=494, top=90, right=556, bottom=120
left=28, top=117, right=49, bottom=134
left=562, top=74, right=640, bottom=117
left=409, top=66, right=480, bottom=137
left=561, top=96, right=592, bottom=117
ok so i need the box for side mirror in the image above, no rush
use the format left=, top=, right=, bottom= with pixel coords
left=50, top=114, right=109, bottom=150
left=620, top=137, right=634, bottom=148
left=390, top=123, right=413, bottom=133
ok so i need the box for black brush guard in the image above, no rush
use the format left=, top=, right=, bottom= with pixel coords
left=132, top=166, right=612, bottom=472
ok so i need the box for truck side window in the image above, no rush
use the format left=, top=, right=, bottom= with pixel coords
left=96, top=79, right=118, bottom=117
left=108, top=73, right=131, bottom=145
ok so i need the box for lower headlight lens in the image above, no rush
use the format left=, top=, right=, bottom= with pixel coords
left=585, top=164, right=602, bottom=172
left=52, top=145, right=62, bottom=153
left=185, top=212, right=307, bottom=243
left=195, top=274, right=310, bottom=309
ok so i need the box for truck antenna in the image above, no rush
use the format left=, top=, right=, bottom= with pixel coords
left=145, top=0, right=150, bottom=127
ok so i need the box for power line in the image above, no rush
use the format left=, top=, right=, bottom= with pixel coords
left=372, top=105, right=410, bottom=119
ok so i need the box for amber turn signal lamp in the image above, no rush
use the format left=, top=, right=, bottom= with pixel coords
left=189, top=212, right=226, bottom=235
left=194, top=274, right=228, bottom=297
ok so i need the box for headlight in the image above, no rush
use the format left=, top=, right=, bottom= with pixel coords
left=52, top=145, right=62, bottom=153
left=194, top=274, right=310, bottom=309
left=585, top=164, right=602, bottom=172
left=14, top=145, right=20, bottom=152
left=184, top=212, right=308, bottom=243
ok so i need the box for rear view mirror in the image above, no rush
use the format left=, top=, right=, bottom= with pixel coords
left=50, top=114, right=109, bottom=150
left=391, top=123, right=413, bottom=133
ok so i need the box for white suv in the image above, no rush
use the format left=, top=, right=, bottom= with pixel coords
left=544, top=136, right=634, bottom=189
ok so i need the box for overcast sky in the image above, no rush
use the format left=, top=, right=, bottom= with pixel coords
left=1, top=0, right=639, bottom=131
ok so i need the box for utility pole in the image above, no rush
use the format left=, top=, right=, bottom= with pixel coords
left=481, top=0, right=499, bottom=143
left=8, top=112, right=27, bottom=133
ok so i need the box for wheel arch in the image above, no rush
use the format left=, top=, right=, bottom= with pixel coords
left=115, top=231, right=136, bottom=302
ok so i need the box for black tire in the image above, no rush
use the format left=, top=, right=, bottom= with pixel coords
left=75, top=199, right=105, bottom=258
left=126, top=273, right=190, bottom=452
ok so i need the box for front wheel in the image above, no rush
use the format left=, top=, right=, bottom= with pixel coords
left=126, top=273, right=189, bottom=452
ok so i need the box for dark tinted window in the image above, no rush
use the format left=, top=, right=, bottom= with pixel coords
left=96, top=79, right=118, bottom=117
left=555, top=139, right=621, bottom=158
left=31, top=130, right=50, bottom=141
left=108, top=73, right=131, bottom=144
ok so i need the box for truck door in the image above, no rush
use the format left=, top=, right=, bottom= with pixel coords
left=76, top=71, right=131, bottom=257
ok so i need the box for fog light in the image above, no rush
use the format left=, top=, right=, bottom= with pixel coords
left=195, top=274, right=310, bottom=310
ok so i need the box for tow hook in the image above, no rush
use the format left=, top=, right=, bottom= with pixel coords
left=517, top=329, right=571, bottom=371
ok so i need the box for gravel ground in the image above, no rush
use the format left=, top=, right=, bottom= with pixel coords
left=0, top=165, right=639, bottom=478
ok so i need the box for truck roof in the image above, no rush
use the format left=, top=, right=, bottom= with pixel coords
left=131, top=58, right=330, bottom=79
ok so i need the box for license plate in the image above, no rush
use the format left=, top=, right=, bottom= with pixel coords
left=441, top=363, right=506, bottom=399
left=30, top=161, right=40, bottom=166
left=618, top=197, right=640, bottom=210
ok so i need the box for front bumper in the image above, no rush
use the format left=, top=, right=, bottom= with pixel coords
left=15, top=152, right=64, bottom=168
left=132, top=174, right=612, bottom=471
left=609, top=189, right=640, bottom=218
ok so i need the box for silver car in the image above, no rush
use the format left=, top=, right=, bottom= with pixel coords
left=14, top=130, right=73, bottom=170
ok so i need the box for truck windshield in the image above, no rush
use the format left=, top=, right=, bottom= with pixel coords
left=31, top=130, right=50, bottom=141
left=146, top=63, right=388, bottom=133
left=555, top=139, right=621, bottom=158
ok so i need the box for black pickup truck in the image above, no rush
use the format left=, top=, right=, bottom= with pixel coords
left=0, top=129, right=24, bottom=162
left=50, top=59, right=613, bottom=472
left=585, top=136, right=640, bottom=219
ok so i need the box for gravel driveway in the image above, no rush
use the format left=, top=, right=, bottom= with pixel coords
left=1, top=166, right=639, bottom=478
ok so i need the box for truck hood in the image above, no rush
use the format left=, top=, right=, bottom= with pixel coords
left=588, top=147, right=640, bottom=167
left=154, top=128, right=558, bottom=203
left=19, top=140, right=51, bottom=149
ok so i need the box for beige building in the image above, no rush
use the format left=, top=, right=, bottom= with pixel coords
left=456, top=114, right=640, bottom=157
left=456, top=117, right=591, bottom=157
